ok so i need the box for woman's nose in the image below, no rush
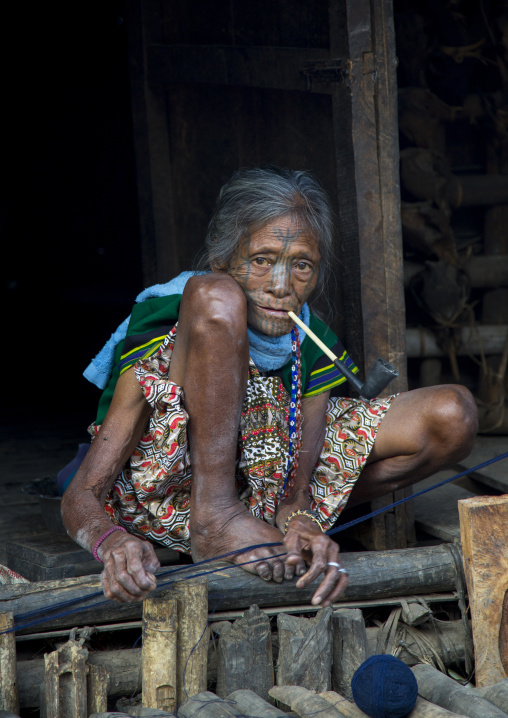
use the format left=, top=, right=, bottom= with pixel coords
left=268, top=267, right=291, bottom=297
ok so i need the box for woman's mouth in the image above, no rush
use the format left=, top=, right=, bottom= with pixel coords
left=257, top=306, right=291, bottom=317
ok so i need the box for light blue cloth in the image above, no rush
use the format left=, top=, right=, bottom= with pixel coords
left=83, top=271, right=309, bottom=389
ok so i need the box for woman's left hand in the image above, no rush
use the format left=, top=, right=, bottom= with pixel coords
left=283, top=514, right=348, bottom=607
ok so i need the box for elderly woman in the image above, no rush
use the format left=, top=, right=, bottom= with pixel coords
left=62, top=167, right=477, bottom=606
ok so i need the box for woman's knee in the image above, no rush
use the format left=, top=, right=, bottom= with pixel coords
left=181, top=274, right=247, bottom=335
left=427, top=384, right=477, bottom=458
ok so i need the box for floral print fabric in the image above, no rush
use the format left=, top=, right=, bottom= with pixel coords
left=96, top=326, right=394, bottom=553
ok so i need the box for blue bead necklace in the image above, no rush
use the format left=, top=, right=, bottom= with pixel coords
left=281, top=327, right=302, bottom=499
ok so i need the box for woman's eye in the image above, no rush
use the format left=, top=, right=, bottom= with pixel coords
left=295, top=261, right=312, bottom=272
left=253, top=257, right=270, bottom=266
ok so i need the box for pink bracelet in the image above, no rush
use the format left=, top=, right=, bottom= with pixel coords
left=93, top=526, right=127, bottom=562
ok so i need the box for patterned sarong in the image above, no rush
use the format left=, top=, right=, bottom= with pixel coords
left=95, top=327, right=394, bottom=553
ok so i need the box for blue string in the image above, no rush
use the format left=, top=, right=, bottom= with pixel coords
left=3, top=450, right=508, bottom=636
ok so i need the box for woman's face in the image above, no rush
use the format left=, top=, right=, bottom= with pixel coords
left=224, top=215, right=321, bottom=337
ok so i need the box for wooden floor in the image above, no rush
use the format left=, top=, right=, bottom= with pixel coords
left=0, top=416, right=91, bottom=566
left=1, top=416, right=507, bottom=570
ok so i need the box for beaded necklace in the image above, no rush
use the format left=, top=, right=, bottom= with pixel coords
left=281, top=327, right=302, bottom=500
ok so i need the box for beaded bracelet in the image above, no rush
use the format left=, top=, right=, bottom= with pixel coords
left=284, top=509, right=324, bottom=535
left=92, top=526, right=127, bottom=563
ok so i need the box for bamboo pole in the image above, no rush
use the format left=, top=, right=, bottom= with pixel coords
left=142, top=595, right=178, bottom=712
left=171, top=578, right=209, bottom=707
left=0, top=611, right=19, bottom=715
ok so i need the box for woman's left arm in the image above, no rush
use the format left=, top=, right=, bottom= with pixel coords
left=275, top=390, right=348, bottom=607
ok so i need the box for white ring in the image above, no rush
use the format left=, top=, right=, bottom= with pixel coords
left=327, top=561, right=341, bottom=568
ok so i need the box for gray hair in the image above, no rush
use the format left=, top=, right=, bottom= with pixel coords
left=196, top=166, right=336, bottom=315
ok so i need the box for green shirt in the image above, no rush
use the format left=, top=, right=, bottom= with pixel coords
left=96, top=294, right=357, bottom=424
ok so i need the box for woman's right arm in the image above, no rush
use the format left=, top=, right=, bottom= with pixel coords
left=61, top=367, right=160, bottom=602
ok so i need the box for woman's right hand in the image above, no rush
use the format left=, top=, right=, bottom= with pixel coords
left=98, top=530, right=160, bottom=602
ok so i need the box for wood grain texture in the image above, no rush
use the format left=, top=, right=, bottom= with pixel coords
left=458, top=495, right=508, bottom=687
left=0, top=612, right=19, bottom=715
left=44, top=640, right=89, bottom=718
left=216, top=605, right=273, bottom=701
left=0, top=545, right=460, bottom=634
left=276, top=608, right=333, bottom=692
left=331, top=608, right=369, bottom=700
left=142, top=595, right=178, bottom=712
left=412, top=663, right=508, bottom=718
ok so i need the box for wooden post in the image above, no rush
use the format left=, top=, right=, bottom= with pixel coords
left=0, top=611, right=19, bottom=715
left=87, top=663, right=108, bottom=714
left=171, top=577, right=209, bottom=707
left=276, top=607, right=333, bottom=693
left=44, top=640, right=89, bottom=718
left=458, top=495, right=508, bottom=687
left=142, top=594, right=178, bottom=712
left=332, top=608, right=369, bottom=700
left=215, top=604, right=273, bottom=701
left=412, top=663, right=508, bottom=718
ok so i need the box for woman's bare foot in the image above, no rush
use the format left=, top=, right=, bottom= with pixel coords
left=190, top=501, right=306, bottom=582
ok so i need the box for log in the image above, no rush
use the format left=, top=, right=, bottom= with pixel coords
left=227, top=689, right=290, bottom=716
left=18, top=648, right=141, bottom=709
left=484, top=205, right=508, bottom=255
left=44, top=640, right=89, bottom=718
left=0, top=545, right=461, bottom=633
left=215, top=605, right=273, bottom=701
left=270, top=685, right=345, bottom=717
left=412, top=664, right=508, bottom=718
left=331, top=609, right=369, bottom=700
left=170, top=578, right=208, bottom=707
left=276, top=608, right=332, bottom=693
left=142, top=595, right=177, bottom=712
left=405, top=256, right=508, bottom=290
left=0, top=612, right=19, bottom=715
left=319, top=691, right=469, bottom=718
left=88, top=664, right=108, bottom=714
left=475, top=679, right=508, bottom=713
left=458, top=496, right=508, bottom=686
left=178, top=690, right=241, bottom=717
left=366, top=620, right=467, bottom=669
left=406, top=325, right=508, bottom=358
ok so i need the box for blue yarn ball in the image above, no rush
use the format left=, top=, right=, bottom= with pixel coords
left=351, top=655, right=418, bottom=718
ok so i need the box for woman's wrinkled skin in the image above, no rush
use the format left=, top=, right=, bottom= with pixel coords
left=62, top=215, right=478, bottom=605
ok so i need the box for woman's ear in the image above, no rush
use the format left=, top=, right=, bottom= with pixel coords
left=210, top=260, right=228, bottom=273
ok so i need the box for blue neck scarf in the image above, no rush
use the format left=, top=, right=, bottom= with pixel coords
left=84, top=271, right=310, bottom=388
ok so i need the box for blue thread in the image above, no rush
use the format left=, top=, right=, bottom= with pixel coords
left=352, top=655, right=418, bottom=718
left=2, top=450, right=508, bottom=636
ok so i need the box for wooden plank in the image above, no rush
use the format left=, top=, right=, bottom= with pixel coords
left=0, top=546, right=459, bottom=633
left=456, top=436, right=508, bottom=493
left=6, top=533, right=179, bottom=581
left=405, top=256, right=508, bottom=289
left=148, top=44, right=331, bottom=93
left=458, top=495, right=508, bottom=686
left=412, top=470, right=476, bottom=543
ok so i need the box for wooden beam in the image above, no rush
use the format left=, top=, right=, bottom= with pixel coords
left=406, top=325, right=508, bottom=358
left=147, top=44, right=331, bottom=93
left=0, top=545, right=460, bottom=634
left=458, top=495, right=508, bottom=687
